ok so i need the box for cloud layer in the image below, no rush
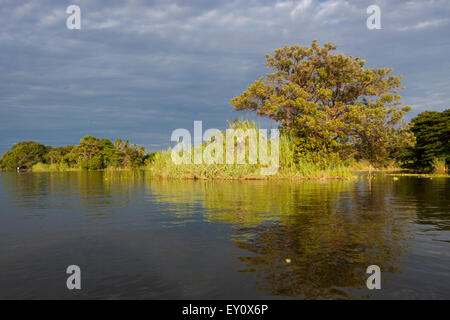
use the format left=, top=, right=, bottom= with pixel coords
left=0, top=0, right=449, bottom=152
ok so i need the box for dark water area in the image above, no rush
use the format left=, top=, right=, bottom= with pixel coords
left=0, top=171, right=449, bottom=299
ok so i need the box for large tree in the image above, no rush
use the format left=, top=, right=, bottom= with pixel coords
left=402, top=109, right=449, bottom=171
left=0, top=141, right=49, bottom=170
left=230, top=40, right=413, bottom=167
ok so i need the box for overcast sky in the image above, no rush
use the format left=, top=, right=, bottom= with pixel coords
left=0, top=0, right=449, bottom=153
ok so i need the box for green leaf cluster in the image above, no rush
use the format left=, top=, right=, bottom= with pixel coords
left=0, top=136, right=149, bottom=171
left=230, top=40, right=414, bottom=167
left=0, top=141, right=49, bottom=170
left=402, top=109, right=449, bottom=171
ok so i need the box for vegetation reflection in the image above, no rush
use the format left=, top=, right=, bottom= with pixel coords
left=150, top=177, right=415, bottom=299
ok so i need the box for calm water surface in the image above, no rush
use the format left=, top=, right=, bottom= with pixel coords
left=0, top=171, right=449, bottom=299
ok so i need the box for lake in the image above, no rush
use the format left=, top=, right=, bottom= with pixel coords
left=0, top=171, right=449, bottom=299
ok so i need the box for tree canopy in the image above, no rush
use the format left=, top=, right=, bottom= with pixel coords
left=402, top=109, right=449, bottom=171
left=230, top=40, right=413, bottom=167
left=0, top=141, right=49, bottom=170
left=0, top=136, right=149, bottom=171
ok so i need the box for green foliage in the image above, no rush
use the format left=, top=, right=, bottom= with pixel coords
left=0, top=141, right=49, bottom=170
left=230, top=40, right=413, bottom=167
left=150, top=178, right=407, bottom=299
left=149, top=118, right=352, bottom=180
left=402, top=109, right=449, bottom=171
left=0, top=136, right=148, bottom=171
left=44, top=146, right=73, bottom=165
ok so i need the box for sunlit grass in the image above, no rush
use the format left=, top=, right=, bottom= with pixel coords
left=432, top=158, right=447, bottom=172
left=148, top=134, right=354, bottom=180
left=31, top=163, right=79, bottom=172
left=31, top=162, right=145, bottom=172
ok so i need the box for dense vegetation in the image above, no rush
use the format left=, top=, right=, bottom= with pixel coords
left=0, top=136, right=150, bottom=171
left=401, top=109, right=449, bottom=171
left=150, top=118, right=353, bottom=179
left=0, top=41, right=447, bottom=176
left=230, top=40, right=414, bottom=168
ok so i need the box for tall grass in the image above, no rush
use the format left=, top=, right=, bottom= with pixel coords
left=31, top=162, right=79, bottom=172
left=432, top=158, right=447, bottom=172
left=149, top=151, right=261, bottom=179
left=148, top=131, right=353, bottom=180
left=31, top=162, right=145, bottom=172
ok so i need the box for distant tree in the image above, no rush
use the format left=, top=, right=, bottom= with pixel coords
left=0, top=141, right=48, bottom=170
left=0, top=136, right=148, bottom=171
left=78, top=136, right=104, bottom=170
left=230, top=40, right=413, bottom=167
left=101, top=138, right=122, bottom=167
left=61, top=146, right=79, bottom=168
left=114, top=138, right=124, bottom=149
left=402, top=109, right=449, bottom=171
left=122, top=143, right=145, bottom=168
left=139, top=146, right=147, bottom=157
left=79, top=136, right=102, bottom=160
left=44, top=146, right=73, bottom=165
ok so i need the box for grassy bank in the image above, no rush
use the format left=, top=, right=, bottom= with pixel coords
left=148, top=132, right=354, bottom=180
left=148, top=153, right=353, bottom=180
left=31, top=162, right=146, bottom=172
left=388, top=172, right=450, bottom=178
left=18, top=120, right=443, bottom=179
left=29, top=158, right=353, bottom=179
left=31, top=163, right=79, bottom=172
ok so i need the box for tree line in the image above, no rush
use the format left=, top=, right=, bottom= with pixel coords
left=402, top=109, right=449, bottom=171
left=230, top=40, right=448, bottom=172
left=1, top=41, right=448, bottom=173
left=0, top=136, right=152, bottom=171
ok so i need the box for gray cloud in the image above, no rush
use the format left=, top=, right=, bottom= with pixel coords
left=0, top=0, right=449, bottom=153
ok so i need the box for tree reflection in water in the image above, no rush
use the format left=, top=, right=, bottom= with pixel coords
left=2, top=172, right=419, bottom=299
left=152, top=177, right=415, bottom=299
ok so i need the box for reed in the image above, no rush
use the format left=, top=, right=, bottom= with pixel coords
left=148, top=133, right=353, bottom=180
